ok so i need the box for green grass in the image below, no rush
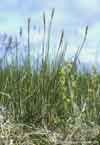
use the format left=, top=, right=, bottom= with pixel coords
left=0, top=9, right=100, bottom=145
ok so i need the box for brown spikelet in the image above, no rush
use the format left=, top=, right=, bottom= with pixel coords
left=51, top=8, right=55, bottom=19
left=19, top=27, right=23, bottom=37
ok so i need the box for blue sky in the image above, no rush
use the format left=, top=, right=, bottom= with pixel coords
left=0, top=0, right=100, bottom=64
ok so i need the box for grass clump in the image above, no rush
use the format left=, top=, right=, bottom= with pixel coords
left=0, top=9, right=100, bottom=144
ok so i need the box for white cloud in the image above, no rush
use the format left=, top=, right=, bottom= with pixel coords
left=78, top=0, right=99, bottom=11
left=88, top=23, right=100, bottom=41
left=65, top=44, right=97, bottom=63
left=79, top=49, right=96, bottom=63
left=31, top=31, right=43, bottom=43
left=43, top=0, right=65, bottom=9
left=74, top=0, right=100, bottom=18
left=22, top=30, right=44, bottom=44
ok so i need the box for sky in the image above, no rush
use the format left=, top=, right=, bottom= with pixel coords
left=0, top=0, right=100, bottom=65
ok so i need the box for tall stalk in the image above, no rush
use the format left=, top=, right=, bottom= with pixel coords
left=42, top=12, right=46, bottom=64
left=27, top=18, right=31, bottom=67
left=46, top=8, right=55, bottom=61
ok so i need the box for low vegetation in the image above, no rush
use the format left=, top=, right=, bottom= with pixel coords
left=0, top=9, right=100, bottom=145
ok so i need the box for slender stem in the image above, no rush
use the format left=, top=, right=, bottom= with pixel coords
left=28, top=18, right=31, bottom=67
